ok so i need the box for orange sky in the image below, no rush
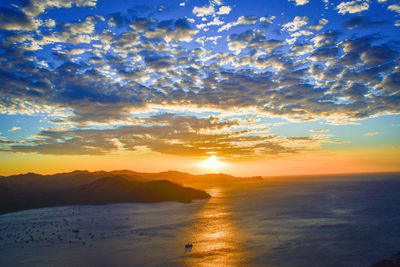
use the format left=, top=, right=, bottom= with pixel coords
left=1, top=146, right=399, bottom=177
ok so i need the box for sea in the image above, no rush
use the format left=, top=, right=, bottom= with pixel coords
left=1, top=173, right=400, bottom=267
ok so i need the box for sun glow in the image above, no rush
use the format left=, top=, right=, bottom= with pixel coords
left=198, top=155, right=226, bottom=171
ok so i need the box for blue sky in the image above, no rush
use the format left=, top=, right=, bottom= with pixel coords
left=0, top=0, right=399, bottom=174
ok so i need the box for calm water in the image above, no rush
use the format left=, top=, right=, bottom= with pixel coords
left=1, top=173, right=400, bottom=266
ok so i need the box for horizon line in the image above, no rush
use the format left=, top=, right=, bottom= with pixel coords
left=1, top=169, right=399, bottom=178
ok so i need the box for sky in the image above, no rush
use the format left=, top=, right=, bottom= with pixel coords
left=0, top=0, right=399, bottom=176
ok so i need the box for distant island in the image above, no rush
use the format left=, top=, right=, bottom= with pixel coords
left=0, top=170, right=262, bottom=215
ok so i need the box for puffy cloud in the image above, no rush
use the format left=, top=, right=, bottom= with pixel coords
left=388, top=4, right=400, bottom=14
left=308, top=47, right=339, bottom=61
left=360, top=45, right=398, bottom=66
left=308, top=18, right=328, bottom=31
left=193, top=5, right=215, bottom=17
left=282, top=16, right=309, bottom=32
left=217, top=6, right=232, bottom=15
left=336, top=1, right=369, bottom=14
left=311, top=31, right=339, bottom=47
left=196, top=17, right=224, bottom=30
left=289, top=0, right=310, bottom=6
left=45, top=19, right=56, bottom=28
left=19, top=0, right=97, bottom=17
left=375, top=72, right=400, bottom=94
left=365, top=132, right=379, bottom=136
left=145, top=18, right=198, bottom=42
left=129, top=18, right=153, bottom=32
left=228, top=29, right=285, bottom=54
left=0, top=7, right=41, bottom=31
left=259, top=15, right=275, bottom=26
left=218, top=16, right=258, bottom=32
left=0, top=0, right=399, bottom=144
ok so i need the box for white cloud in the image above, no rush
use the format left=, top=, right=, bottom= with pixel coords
left=289, top=0, right=310, bottom=6
left=45, top=19, right=56, bottom=28
left=217, top=6, right=232, bottom=15
left=337, top=1, right=369, bottom=14
left=218, top=16, right=258, bottom=32
left=196, top=17, right=224, bottom=29
left=260, top=15, right=275, bottom=25
left=388, top=4, right=400, bottom=14
left=308, top=18, right=328, bottom=31
left=365, top=132, right=379, bottom=136
left=21, top=0, right=97, bottom=17
left=193, top=5, right=215, bottom=17
left=180, top=2, right=186, bottom=6
left=282, top=16, right=309, bottom=32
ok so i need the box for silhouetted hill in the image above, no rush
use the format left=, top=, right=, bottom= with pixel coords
left=0, top=169, right=262, bottom=189
left=0, top=172, right=213, bottom=215
left=68, top=176, right=209, bottom=205
left=0, top=170, right=147, bottom=193
left=0, top=169, right=263, bottom=214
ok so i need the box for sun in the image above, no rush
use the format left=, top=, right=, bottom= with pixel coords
left=198, top=155, right=226, bottom=171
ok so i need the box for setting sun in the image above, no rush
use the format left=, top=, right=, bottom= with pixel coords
left=198, top=155, right=226, bottom=171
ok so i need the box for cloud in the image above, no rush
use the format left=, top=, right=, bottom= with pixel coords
left=259, top=15, right=275, bottom=26
left=310, top=129, right=329, bottom=132
left=308, top=47, right=339, bottom=61
left=218, top=16, right=258, bottom=32
left=217, top=6, right=231, bottom=15
left=0, top=1, right=399, bottom=139
left=388, top=5, right=400, bottom=14
left=282, top=16, right=309, bottom=32
left=5, top=114, right=326, bottom=158
left=365, top=132, right=379, bottom=136
left=336, top=1, right=369, bottom=14
left=145, top=18, right=198, bottom=42
left=360, top=45, right=397, bottom=66
left=0, top=7, right=40, bottom=31
left=227, top=29, right=285, bottom=54
left=196, top=17, right=224, bottom=30
left=19, top=0, right=97, bottom=17
left=309, top=18, right=328, bottom=31
left=193, top=5, right=215, bottom=17
left=8, top=127, right=21, bottom=132
left=289, top=0, right=310, bottom=6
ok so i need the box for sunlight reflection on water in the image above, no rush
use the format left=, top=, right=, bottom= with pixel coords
left=183, top=187, right=248, bottom=267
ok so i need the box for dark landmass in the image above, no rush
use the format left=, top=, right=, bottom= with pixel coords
left=0, top=170, right=261, bottom=215
left=370, top=251, right=400, bottom=267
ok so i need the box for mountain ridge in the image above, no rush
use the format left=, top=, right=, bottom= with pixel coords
left=0, top=171, right=226, bottom=215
